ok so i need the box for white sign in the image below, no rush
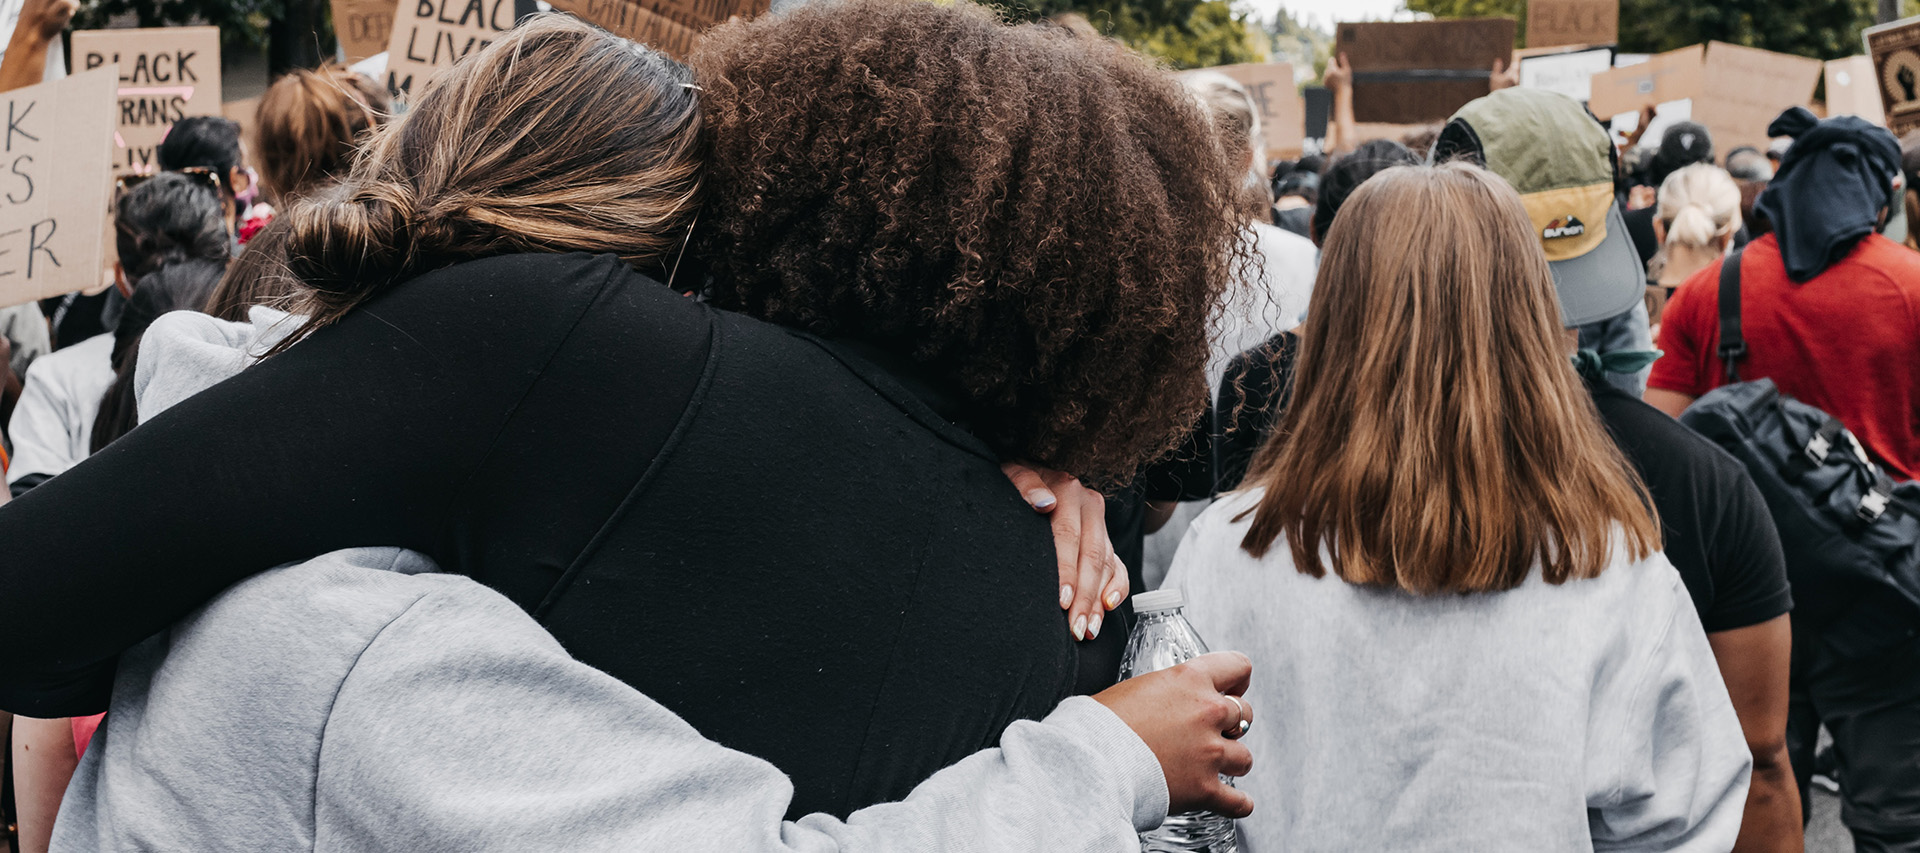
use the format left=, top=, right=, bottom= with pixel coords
left=1519, top=48, right=1615, bottom=103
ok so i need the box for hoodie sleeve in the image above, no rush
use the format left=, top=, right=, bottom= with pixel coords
left=1586, top=567, right=1752, bottom=852
left=320, top=580, right=1168, bottom=853
left=0, top=254, right=630, bottom=718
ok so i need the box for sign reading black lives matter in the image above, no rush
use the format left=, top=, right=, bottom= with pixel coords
left=385, top=0, right=517, bottom=99
left=71, top=27, right=223, bottom=177
left=0, top=67, right=117, bottom=308
left=1866, top=15, right=1920, bottom=137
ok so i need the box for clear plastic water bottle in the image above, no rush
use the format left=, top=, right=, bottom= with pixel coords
left=1118, top=587, right=1238, bottom=853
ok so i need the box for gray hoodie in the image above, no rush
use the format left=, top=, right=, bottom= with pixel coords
left=50, top=308, right=1171, bottom=852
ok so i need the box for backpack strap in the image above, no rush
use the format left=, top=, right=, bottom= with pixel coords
left=1716, top=248, right=1747, bottom=384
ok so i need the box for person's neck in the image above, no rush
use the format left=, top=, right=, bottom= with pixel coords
left=1658, top=243, right=1723, bottom=285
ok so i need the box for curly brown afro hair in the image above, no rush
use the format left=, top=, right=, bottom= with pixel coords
left=688, top=0, right=1245, bottom=487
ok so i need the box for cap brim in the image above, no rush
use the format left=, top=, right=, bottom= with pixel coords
left=1548, top=204, right=1646, bottom=328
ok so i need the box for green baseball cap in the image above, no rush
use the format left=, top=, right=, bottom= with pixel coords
left=1433, top=88, right=1644, bottom=328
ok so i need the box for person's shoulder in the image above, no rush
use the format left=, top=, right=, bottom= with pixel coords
left=386, top=253, right=681, bottom=320
left=1250, top=221, right=1315, bottom=256
left=22, top=333, right=112, bottom=384
left=1591, top=382, right=1743, bottom=475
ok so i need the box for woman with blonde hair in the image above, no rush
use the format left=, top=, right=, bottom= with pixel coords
left=1648, top=163, right=1743, bottom=325
left=1164, top=162, right=1752, bottom=851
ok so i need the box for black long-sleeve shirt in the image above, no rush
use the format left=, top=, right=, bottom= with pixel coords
left=0, top=252, right=1103, bottom=819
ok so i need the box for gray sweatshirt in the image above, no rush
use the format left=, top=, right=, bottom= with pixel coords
left=1162, top=488, right=1752, bottom=853
left=49, top=308, right=1172, bottom=852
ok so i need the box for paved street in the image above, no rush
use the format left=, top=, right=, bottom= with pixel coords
left=1809, top=786, right=1853, bottom=853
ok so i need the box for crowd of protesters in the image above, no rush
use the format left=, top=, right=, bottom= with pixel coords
left=0, top=0, right=1916, bottom=850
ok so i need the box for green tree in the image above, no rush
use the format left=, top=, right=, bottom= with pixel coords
left=994, top=0, right=1267, bottom=68
left=1406, top=0, right=1876, bottom=59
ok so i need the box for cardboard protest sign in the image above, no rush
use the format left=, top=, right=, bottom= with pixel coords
left=1192, top=62, right=1306, bottom=159
left=384, top=0, right=518, bottom=99
left=1586, top=43, right=1702, bottom=119
left=546, top=0, right=768, bottom=60
left=1825, top=55, right=1887, bottom=125
left=1335, top=19, right=1517, bottom=124
left=71, top=27, right=223, bottom=177
left=1693, top=41, right=1822, bottom=152
left=1526, top=0, right=1616, bottom=49
left=334, top=0, right=398, bottom=64
left=1866, top=15, right=1920, bottom=137
left=1517, top=46, right=1614, bottom=103
left=0, top=67, right=117, bottom=308
left=223, top=97, right=260, bottom=154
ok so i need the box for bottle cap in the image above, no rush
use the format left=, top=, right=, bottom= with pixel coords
left=1130, top=588, right=1184, bottom=613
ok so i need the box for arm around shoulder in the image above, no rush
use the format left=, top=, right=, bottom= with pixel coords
left=320, top=579, right=1172, bottom=853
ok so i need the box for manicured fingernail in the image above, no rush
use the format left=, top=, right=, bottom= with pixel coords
left=1088, top=613, right=1103, bottom=639
left=1072, top=615, right=1088, bottom=641
left=1027, top=490, right=1056, bottom=510
left=1104, top=589, right=1124, bottom=610
left=1060, top=585, right=1074, bottom=609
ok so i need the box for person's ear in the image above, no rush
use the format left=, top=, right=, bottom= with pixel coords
left=113, top=262, right=131, bottom=298
left=228, top=166, right=251, bottom=196
left=1652, top=217, right=1666, bottom=244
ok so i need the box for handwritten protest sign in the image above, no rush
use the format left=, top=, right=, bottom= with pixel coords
left=1825, top=55, right=1887, bottom=125
left=1526, top=0, right=1616, bottom=49
left=1693, top=42, right=1821, bottom=152
left=1517, top=46, right=1614, bottom=103
left=1587, top=44, right=1702, bottom=119
left=71, top=27, right=223, bottom=177
left=1336, top=19, right=1516, bottom=124
left=0, top=67, right=117, bottom=308
left=334, top=0, right=398, bottom=64
left=1191, top=62, right=1306, bottom=159
left=1866, top=15, right=1920, bottom=137
left=384, top=0, right=517, bottom=99
left=546, top=0, right=768, bottom=60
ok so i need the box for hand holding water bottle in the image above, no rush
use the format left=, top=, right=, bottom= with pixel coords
left=1094, top=651, right=1256, bottom=819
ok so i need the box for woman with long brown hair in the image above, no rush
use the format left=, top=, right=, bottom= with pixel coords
left=1164, top=162, right=1752, bottom=851
left=0, top=4, right=1253, bottom=837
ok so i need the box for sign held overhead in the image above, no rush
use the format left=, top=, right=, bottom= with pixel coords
left=1336, top=19, right=1517, bottom=125
left=384, top=0, right=518, bottom=99
left=333, top=0, right=399, bottom=64
left=1188, top=61, right=1306, bottom=160
left=545, top=0, right=769, bottom=60
left=1526, top=0, right=1617, bottom=50
left=0, top=67, right=118, bottom=308
left=1866, top=15, right=1920, bottom=137
left=71, top=27, right=223, bottom=177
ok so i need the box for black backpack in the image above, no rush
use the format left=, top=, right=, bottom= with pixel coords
left=1677, top=248, right=1920, bottom=659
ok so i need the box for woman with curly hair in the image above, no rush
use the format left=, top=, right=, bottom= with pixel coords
left=0, top=3, right=1249, bottom=839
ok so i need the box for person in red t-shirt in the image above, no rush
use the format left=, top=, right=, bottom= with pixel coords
left=1647, top=230, right=1920, bottom=480
left=1646, top=106, right=1920, bottom=852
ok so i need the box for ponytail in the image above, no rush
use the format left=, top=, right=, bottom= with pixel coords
left=1655, top=163, right=1741, bottom=251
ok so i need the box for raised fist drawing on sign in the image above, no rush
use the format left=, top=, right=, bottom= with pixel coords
left=1901, top=64, right=1917, bottom=102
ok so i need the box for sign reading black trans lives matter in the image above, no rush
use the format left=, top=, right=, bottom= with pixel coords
left=71, top=27, right=223, bottom=177
left=0, top=67, right=117, bottom=308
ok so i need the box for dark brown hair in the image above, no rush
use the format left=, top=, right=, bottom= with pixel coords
left=689, top=0, right=1244, bottom=484
left=91, top=258, right=228, bottom=453
left=204, top=217, right=298, bottom=322
left=254, top=65, right=391, bottom=205
left=1239, top=163, right=1659, bottom=594
left=271, top=14, right=702, bottom=347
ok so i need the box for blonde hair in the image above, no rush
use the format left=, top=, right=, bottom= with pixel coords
left=1656, top=163, right=1742, bottom=250
left=270, top=15, right=702, bottom=349
left=1185, top=71, right=1272, bottom=217
left=1238, top=162, right=1659, bottom=594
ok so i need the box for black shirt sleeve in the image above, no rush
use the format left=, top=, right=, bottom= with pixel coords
left=1695, top=460, right=1795, bottom=632
left=0, top=253, right=623, bottom=716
